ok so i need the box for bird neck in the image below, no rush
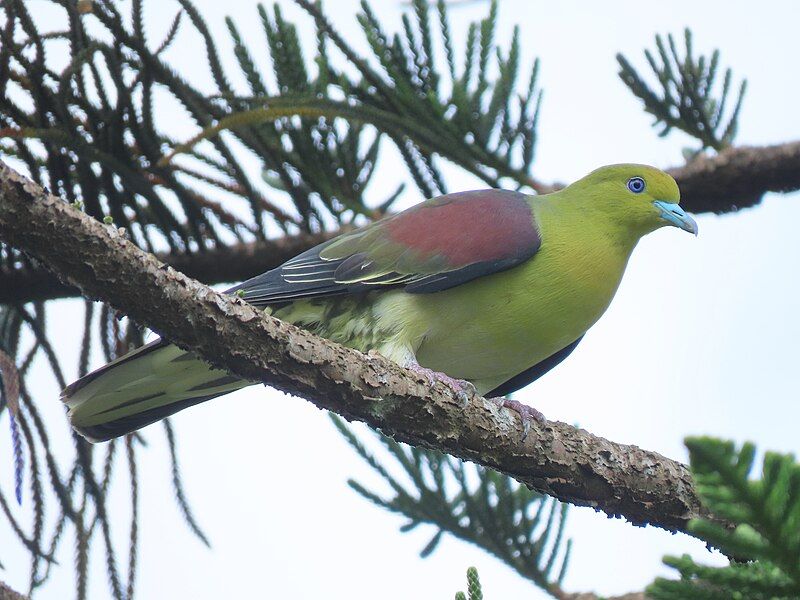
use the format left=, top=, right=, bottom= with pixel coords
left=531, top=195, right=642, bottom=259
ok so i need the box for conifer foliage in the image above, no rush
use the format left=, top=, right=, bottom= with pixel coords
left=167, top=0, right=544, bottom=194
left=454, top=567, right=484, bottom=600
left=648, top=437, right=800, bottom=600
left=333, top=418, right=570, bottom=596
left=617, top=29, right=747, bottom=153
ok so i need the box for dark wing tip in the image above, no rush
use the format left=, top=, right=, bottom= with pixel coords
left=72, top=392, right=223, bottom=443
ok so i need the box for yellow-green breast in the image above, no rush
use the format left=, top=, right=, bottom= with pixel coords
left=363, top=195, right=638, bottom=394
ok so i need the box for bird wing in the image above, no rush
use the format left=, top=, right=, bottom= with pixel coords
left=230, top=189, right=541, bottom=306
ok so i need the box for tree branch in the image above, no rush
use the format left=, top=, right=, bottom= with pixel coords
left=0, top=581, right=28, bottom=600
left=0, top=160, right=727, bottom=538
left=669, top=141, right=800, bottom=214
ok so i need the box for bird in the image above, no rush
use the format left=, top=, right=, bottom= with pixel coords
left=62, top=164, right=697, bottom=442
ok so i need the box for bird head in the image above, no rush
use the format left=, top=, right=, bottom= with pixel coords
left=563, top=164, right=698, bottom=238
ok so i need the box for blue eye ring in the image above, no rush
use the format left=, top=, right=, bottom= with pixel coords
left=627, top=176, right=646, bottom=194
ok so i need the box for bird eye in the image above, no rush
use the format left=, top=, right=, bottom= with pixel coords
left=627, top=177, right=646, bottom=194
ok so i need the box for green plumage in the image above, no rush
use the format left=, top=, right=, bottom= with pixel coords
left=63, top=164, right=697, bottom=442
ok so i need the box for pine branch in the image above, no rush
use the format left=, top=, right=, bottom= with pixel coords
left=0, top=285, right=187, bottom=596
left=454, top=567, right=483, bottom=600
left=340, top=423, right=653, bottom=599
left=648, top=438, right=800, bottom=599
left=0, top=160, right=730, bottom=539
left=334, top=419, right=571, bottom=594
left=617, top=28, right=747, bottom=152
left=172, top=0, right=549, bottom=193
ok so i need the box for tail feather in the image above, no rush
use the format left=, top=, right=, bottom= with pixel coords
left=61, top=340, right=247, bottom=442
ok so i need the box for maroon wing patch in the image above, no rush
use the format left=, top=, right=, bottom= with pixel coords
left=382, top=190, right=539, bottom=269
left=230, top=189, right=541, bottom=304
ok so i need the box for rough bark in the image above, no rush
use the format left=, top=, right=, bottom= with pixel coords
left=0, top=582, right=28, bottom=600
left=4, top=140, right=799, bottom=304
left=669, top=141, right=800, bottom=213
left=0, top=161, right=726, bottom=537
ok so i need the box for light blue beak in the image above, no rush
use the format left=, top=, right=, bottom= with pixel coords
left=653, top=201, right=698, bottom=235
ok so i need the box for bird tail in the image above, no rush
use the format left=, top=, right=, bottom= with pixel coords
left=61, top=340, right=248, bottom=442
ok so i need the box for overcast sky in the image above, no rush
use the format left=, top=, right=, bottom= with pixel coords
left=3, top=1, right=800, bottom=598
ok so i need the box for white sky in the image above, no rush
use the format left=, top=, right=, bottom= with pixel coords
left=3, top=1, right=800, bottom=598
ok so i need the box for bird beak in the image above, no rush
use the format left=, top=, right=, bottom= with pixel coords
left=653, top=201, right=698, bottom=235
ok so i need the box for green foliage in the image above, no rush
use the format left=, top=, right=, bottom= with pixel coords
left=332, top=417, right=570, bottom=595
left=173, top=0, right=544, bottom=194
left=648, top=437, right=800, bottom=599
left=617, top=28, right=746, bottom=152
left=301, top=0, right=543, bottom=189
left=223, top=4, right=399, bottom=227
left=454, top=567, right=483, bottom=600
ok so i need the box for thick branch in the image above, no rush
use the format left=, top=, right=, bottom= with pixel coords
left=670, top=141, right=800, bottom=214
left=0, top=160, right=726, bottom=537
left=0, top=582, right=28, bottom=600
left=3, top=140, right=800, bottom=305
